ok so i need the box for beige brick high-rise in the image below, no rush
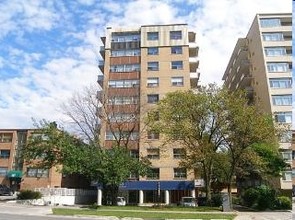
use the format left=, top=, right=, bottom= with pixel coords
left=223, top=13, right=292, bottom=193
left=98, top=24, right=199, bottom=204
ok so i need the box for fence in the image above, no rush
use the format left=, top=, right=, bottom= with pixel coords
left=34, top=188, right=97, bottom=206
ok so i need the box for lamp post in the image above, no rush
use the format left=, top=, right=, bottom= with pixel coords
left=157, top=181, right=160, bottom=204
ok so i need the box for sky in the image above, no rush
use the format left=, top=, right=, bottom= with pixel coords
left=0, top=0, right=291, bottom=129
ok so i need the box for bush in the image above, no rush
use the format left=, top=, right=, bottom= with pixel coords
left=232, top=195, right=241, bottom=205
left=241, top=185, right=277, bottom=210
left=242, top=188, right=259, bottom=207
left=275, top=196, right=292, bottom=210
left=255, top=185, right=276, bottom=210
left=210, top=193, right=222, bottom=207
left=17, top=190, right=42, bottom=200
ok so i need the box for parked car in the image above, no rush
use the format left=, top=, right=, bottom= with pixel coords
left=116, top=197, right=126, bottom=206
left=0, top=185, right=13, bottom=196
left=180, top=196, right=198, bottom=207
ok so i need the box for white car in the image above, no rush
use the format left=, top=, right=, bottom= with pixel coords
left=180, top=197, right=198, bottom=207
left=116, top=197, right=126, bottom=206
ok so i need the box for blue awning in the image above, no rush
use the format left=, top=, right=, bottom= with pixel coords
left=119, top=180, right=194, bottom=190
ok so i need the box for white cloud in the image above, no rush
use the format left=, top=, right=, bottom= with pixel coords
left=191, top=0, right=291, bottom=85
left=0, top=0, right=291, bottom=129
left=0, top=0, right=60, bottom=39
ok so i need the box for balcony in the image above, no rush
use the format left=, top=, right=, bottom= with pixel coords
left=96, top=90, right=103, bottom=102
left=97, top=75, right=104, bottom=88
left=188, top=32, right=196, bottom=43
left=98, top=60, right=104, bottom=72
left=190, top=72, right=200, bottom=89
left=189, top=58, right=199, bottom=73
left=239, top=74, right=252, bottom=88
left=99, top=46, right=105, bottom=58
left=100, top=37, right=106, bottom=45
left=189, top=43, right=199, bottom=57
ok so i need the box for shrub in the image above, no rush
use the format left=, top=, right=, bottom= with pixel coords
left=275, top=196, right=292, bottom=210
left=255, top=185, right=276, bottom=210
left=242, top=185, right=277, bottom=210
left=17, top=190, right=42, bottom=200
left=210, top=193, right=222, bottom=207
left=242, top=188, right=259, bottom=207
left=232, top=195, right=241, bottom=205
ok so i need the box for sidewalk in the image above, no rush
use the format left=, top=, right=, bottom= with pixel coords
left=0, top=201, right=52, bottom=216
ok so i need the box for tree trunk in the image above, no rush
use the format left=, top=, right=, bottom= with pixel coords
left=227, top=181, right=232, bottom=210
left=203, top=163, right=212, bottom=204
left=111, top=185, right=119, bottom=206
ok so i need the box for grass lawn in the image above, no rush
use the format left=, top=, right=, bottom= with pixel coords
left=52, top=206, right=236, bottom=219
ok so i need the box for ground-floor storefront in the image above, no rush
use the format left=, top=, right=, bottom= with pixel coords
left=97, top=180, right=197, bottom=206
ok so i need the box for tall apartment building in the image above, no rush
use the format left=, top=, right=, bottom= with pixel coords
left=222, top=13, right=292, bottom=193
left=98, top=24, right=200, bottom=204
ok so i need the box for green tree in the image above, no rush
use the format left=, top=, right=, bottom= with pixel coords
left=25, top=120, right=150, bottom=205
left=147, top=85, right=225, bottom=202
left=147, top=85, right=279, bottom=207
left=96, top=146, right=150, bottom=205
left=215, top=89, right=278, bottom=207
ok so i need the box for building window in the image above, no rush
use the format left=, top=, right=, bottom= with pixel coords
left=130, top=150, right=139, bottom=158
left=147, top=77, right=159, bottom=87
left=0, top=133, right=13, bottom=143
left=111, top=33, right=140, bottom=42
left=0, top=167, right=7, bottom=176
left=267, top=63, right=289, bottom=72
left=110, top=64, right=140, bottom=72
left=274, top=112, right=292, bottom=123
left=147, top=62, right=159, bottom=71
left=272, top=95, right=292, bottom=106
left=111, top=49, right=140, bottom=57
left=108, top=96, right=139, bottom=105
left=105, top=131, right=139, bottom=141
left=147, top=131, right=159, bottom=140
left=171, top=46, right=182, bottom=54
left=171, top=77, right=184, bottom=86
left=27, top=168, right=49, bottom=178
left=262, top=33, right=284, bottom=41
left=147, top=32, right=159, bottom=40
left=281, top=151, right=292, bottom=161
left=0, top=150, right=10, bottom=159
left=171, top=61, right=183, bottom=70
left=174, top=168, right=187, bottom=179
left=279, top=131, right=291, bottom=143
left=173, top=148, right=185, bottom=159
left=148, top=47, right=158, bottom=55
left=269, top=78, right=292, bottom=88
left=265, top=47, right=286, bottom=56
left=109, top=113, right=136, bottom=122
left=260, top=18, right=281, bottom=28
left=170, top=31, right=182, bottom=40
left=147, top=94, right=159, bottom=103
left=147, top=148, right=160, bottom=159
left=147, top=168, right=159, bottom=179
left=282, top=171, right=292, bottom=181
left=108, top=79, right=140, bottom=88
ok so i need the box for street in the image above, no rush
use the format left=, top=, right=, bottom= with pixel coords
left=0, top=200, right=292, bottom=220
left=0, top=213, right=109, bottom=220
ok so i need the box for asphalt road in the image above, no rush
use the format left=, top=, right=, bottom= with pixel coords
left=0, top=198, right=292, bottom=220
left=0, top=213, right=108, bottom=220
